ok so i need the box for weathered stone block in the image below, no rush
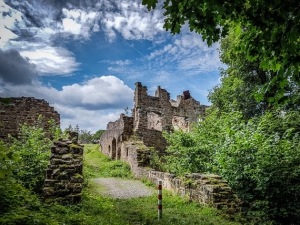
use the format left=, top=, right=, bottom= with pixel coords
left=55, top=188, right=71, bottom=197
left=46, top=169, right=53, bottom=177
left=51, top=158, right=73, bottom=165
left=54, top=141, right=69, bottom=147
left=43, top=187, right=54, bottom=196
left=52, top=147, right=69, bottom=154
left=61, top=154, right=72, bottom=160
left=70, top=173, right=83, bottom=183
left=67, top=183, right=82, bottom=193
left=57, top=171, right=69, bottom=180
left=44, top=179, right=59, bottom=187
left=70, top=147, right=83, bottom=154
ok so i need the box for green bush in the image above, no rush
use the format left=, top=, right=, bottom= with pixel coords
left=214, top=111, right=300, bottom=223
left=163, top=109, right=300, bottom=224
left=8, top=116, right=61, bottom=194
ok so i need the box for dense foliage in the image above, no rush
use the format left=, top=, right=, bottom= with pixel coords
left=1, top=142, right=239, bottom=224
left=209, top=28, right=300, bottom=118
left=141, top=3, right=300, bottom=222
left=162, top=109, right=300, bottom=224
left=7, top=116, right=61, bottom=193
left=143, top=0, right=300, bottom=105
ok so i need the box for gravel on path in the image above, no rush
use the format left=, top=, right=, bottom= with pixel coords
left=93, top=178, right=155, bottom=199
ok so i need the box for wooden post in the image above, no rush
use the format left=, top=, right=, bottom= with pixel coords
left=158, top=180, right=162, bottom=219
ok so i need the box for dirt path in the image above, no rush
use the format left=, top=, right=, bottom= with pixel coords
left=93, top=178, right=155, bottom=199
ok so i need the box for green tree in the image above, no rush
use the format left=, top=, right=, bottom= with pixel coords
left=79, top=130, right=93, bottom=143
left=208, top=29, right=300, bottom=119
left=142, top=0, right=300, bottom=105
left=93, top=129, right=105, bottom=140
left=66, top=124, right=73, bottom=132
left=75, top=124, right=80, bottom=133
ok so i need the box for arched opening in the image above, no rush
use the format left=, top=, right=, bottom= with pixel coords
left=116, top=135, right=122, bottom=160
left=117, top=148, right=121, bottom=160
left=112, top=138, right=117, bottom=160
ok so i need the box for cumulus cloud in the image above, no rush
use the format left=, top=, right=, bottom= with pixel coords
left=0, top=0, right=24, bottom=48
left=0, top=75, right=134, bottom=110
left=58, top=76, right=134, bottom=109
left=0, top=75, right=134, bottom=131
left=1, top=0, right=81, bottom=76
left=4, top=41, right=80, bottom=75
left=0, top=49, right=38, bottom=85
left=55, top=104, right=122, bottom=132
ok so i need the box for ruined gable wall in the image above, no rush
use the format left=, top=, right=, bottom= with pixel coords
left=0, top=97, right=60, bottom=140
left=132, top=82, right=206, bottom=150
left=132, top=82, right=172, bottom=151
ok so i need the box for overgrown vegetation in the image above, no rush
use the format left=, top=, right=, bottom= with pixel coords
left=84, top=144, right=133, bottom=179
left=82, top=144, right=241, bottom=225
left=66, top=124, right=105, bottom=143
left=160, top=110, right=300, bottom=224
left=7, top=116, right=60, bottom=193
left=1, top=121, right=239, bottom=225
left=139, top=4, right=300, bottom=223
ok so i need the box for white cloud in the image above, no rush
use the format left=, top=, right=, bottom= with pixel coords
left=0, top=75, right=134, bottom=132
left=1, top=75, right=134, bottom=110
left=4, top=41, right=80, bottom=75
left=54, top=104, right=122, bottom=132
left=101, top=0, right=165, bottom=41
left=0, top=0, right=26, bottom=48
left=146, top=32, right=222, bottom=75
left=59, top=76, right=134, bottom=109
left=101, top=59, right=132, bottom=66
left=62, top=18, right=82, bottom=35
left=60, top=8, right=101, bottom=39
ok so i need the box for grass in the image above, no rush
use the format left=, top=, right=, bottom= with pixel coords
left=84, top=144, right=134, bottom=178
left=81, top=144, right=242, bottom=225
left=0, top=144, right=242, bottom=224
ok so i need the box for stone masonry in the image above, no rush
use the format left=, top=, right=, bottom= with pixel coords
left=147, top=171, right=241, bottom=214
left=100, top=82, right=240, bottom=212
left=0, top=97, right=60, bottom=140
left=43, top=132, right=83, bottom=203
left=100, top=82, right=207, bottom=158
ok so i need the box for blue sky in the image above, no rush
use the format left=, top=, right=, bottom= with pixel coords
left=0, top=0, right=222, bottom=133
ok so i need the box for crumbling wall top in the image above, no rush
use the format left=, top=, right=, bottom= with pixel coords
left=0, top=97, right=60, bottom=140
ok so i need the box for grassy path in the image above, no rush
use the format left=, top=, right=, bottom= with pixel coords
left=83, top=144, right=242, bottom=225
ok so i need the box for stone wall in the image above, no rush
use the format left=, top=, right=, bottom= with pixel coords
left=132, top=82, right=207, bottom=151
left=147, top=171, right=240, bottom=214
left=43, top=133, right=83, bottom=203
left=99, top=82, right=240, bottom=213
left=100, top=114, right=133, bottom=160
left=100, top=82, right=207, bottom=156
left=0, top=97, right=60, bottom=140
left=109, top=138, right=241, bottom=213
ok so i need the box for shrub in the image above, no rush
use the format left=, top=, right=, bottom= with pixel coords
left=163, top=109, right=300, bottom=223
left=8, top=116, right=61, bottom=194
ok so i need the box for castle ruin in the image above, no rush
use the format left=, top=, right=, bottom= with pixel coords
left=100, top=82, right=207, bottom=171
left=100, top=82, right=240, bottom=212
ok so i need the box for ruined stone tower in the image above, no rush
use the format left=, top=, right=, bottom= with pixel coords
left=99, top=82, right=207, bottom=175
